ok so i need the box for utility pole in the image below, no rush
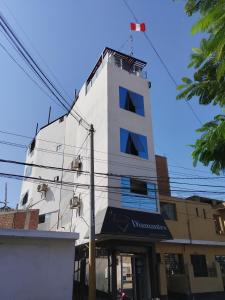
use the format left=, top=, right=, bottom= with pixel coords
left=89, top=124, right=96, bottom=300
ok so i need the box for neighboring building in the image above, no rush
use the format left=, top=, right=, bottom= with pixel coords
left=155, top=156, right=225, bottom=300
left=19, top=47, right=171, bottom=299
left=0, top=209, right=39, bottom=229
left=0, top=228, right=78, bottom=300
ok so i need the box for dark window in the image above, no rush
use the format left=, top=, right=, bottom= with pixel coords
left=120, top=128, right=148, bottom=159
left=130, top=178, right=147, bottom=195
left=119, top=87, right=145, bottom=116
left=29, top=138, right=36, bottom=153
left=191, top=255, right=208, bottom=277
left=121, top=177, right=157, bottom=212
left=196, top=208, right=199, bottom=217
left=21, top=192, right=28, bottom=205
left=203, top=209, right=206, bottom=219
left=160, top=202, right=177, bottom=220
left=39, top=214, right=45, bottom=224
left=164, top=254, right=184, bottom=276
left=215, top=256, right=225, bottom=275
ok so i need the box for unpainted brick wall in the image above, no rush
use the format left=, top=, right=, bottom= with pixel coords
left=0, top=210, right=39, bottom=229
left=155, top=155, right=171, bottom=196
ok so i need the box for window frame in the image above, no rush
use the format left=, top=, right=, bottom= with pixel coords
left=121, top=177, right=158, bottom=212
left=130, top=178, right=148, bottom=195
left=38, top=214, right=46, bottom=224
left=160, top=202, right=177, bottom=221
left=119, top=86, right=145, bottom=116
left=120, top=128, right=148, bottom=159
left=191, top=254, right=208, bottom=277
left=164, top=253, right=185, bottom=276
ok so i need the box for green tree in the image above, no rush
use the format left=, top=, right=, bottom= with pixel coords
left=177, top=0, right=225, bottom=174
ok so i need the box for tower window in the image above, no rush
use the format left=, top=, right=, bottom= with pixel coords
left=119, top=87, right=144, bottom=116
left=120, top=128, right=148, bottom=159
left=21, top=192, right=28, bottom=206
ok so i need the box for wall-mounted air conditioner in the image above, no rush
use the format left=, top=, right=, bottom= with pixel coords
left=70, top=195, right=81, bottom=209
left=71, top=157, right=82, bottom=171
left=37, top=183, right=48, bottom=193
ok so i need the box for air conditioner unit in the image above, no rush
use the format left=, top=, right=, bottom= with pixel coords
left=37, top=183, right=48, bottom=193
left=71, top=157, right=82, bottom=171
left=70, top=195, right=81, bottom=209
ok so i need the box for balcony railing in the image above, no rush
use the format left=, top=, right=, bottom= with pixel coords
left=86, top=52, right=147, bottom=94
left=109, top=55, right=147, bottom=79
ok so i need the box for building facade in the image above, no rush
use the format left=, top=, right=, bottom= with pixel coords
left=154, top=156, right=225, bottom=300
left=19, top=48, right=171, bottom=299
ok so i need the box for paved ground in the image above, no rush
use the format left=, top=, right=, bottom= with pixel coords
left=168, top=292, right=225, bottom=300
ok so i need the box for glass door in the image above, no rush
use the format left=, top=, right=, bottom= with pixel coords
left=116, top=254, right=148, bottom=300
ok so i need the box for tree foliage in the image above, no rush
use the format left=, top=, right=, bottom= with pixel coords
left=177, top=0, right=225, bottom=174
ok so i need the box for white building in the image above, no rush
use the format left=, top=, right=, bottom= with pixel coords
left=19, top=47, right=171, bottom=300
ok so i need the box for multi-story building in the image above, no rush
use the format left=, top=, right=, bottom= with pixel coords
left=19, top=48, right=172, bottom=299
left=155, top=156, right=225, bottom=300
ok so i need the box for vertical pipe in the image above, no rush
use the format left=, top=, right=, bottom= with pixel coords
left=89, top=124, right=96, bottom=300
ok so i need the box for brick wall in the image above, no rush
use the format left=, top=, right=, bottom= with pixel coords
left=0, top=210, right=39, bottom=229
left=155, top=155, right=171, bottom=196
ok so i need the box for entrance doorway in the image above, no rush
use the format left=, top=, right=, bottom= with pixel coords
left=116, top=254, right=148, bottom=300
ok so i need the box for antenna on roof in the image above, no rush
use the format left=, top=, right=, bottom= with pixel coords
left=130, top=34, right=134, bottom=56
left=48, top=106, right=51, bottom=124
left=4, top=182, right=7, bottom=207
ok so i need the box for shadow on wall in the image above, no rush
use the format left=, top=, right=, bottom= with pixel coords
left=45, top=189, right=55, bottom=202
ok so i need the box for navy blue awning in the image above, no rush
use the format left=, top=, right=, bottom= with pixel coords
left=99, top=207, right=172, bottom=240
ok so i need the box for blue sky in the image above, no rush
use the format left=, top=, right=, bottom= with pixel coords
left=0, top=0, right=223, bottom=207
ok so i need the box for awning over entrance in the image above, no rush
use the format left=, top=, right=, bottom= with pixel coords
left=98, top=206, right=172, bottom=240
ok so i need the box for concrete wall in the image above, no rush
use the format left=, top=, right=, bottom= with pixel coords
left=0, top=230, right=77, bottom=300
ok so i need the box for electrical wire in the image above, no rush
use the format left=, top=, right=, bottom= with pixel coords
left=0, top=12, right=90, bottom=130
left=121, top=0, right=202, bottom=125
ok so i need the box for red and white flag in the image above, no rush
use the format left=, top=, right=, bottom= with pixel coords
left=130, top=23, right=146, bottom=32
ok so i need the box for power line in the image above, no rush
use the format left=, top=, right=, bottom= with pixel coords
left=0, top=135, right=213, bottom=179
left=0, top=128, right=217, bottom=178
left=2, top=159, right=225, bottom=196
left=1, top=138, right=225, bottom=183
left=121, top=0, right=202, bottom=125
left=0, top=12, right=90, bottom=130
left=1, top=0, right=71, bottom=100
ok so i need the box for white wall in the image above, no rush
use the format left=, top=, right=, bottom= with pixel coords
left=18, top=50, right=159, bottom=243
left=107, top=61, right=158, bottom=211
left=0, top=230, right=77, bottom=300
left=19, top=117, right=68, bottom=230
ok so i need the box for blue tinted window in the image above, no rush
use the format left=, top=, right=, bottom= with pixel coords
left=119, top=87, right=144, bottom=116
left=120, top=128, right=148, bottom=159
left=121, top=177, right=157, bottom=212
